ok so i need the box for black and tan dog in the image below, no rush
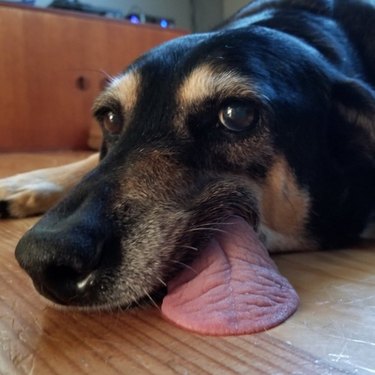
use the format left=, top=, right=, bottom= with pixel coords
left=1, top=0, right=375, bottom=335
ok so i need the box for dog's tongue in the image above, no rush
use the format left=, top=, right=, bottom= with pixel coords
left=161, top=216, right=299, bottom=335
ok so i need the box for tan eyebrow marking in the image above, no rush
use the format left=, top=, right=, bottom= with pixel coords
left=93, top=70, right=141, bottom=115
left=178, top=64, right=256, bottom=107
left=110, top=71, right=141, bottom=113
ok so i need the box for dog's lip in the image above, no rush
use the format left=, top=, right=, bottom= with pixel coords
left=161, top=215, right=299, bottom=335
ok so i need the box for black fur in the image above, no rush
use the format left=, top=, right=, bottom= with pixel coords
left=0, top=201, right=10, bottom=219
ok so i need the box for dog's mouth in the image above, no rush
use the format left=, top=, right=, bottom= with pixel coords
left=161, top=216, right=299, bottom=335
left=16, top=174, right=299, bottom=335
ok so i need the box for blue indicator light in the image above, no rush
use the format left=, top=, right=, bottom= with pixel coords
left=160, top=19, right=168, bottom=28
left=129, top=15, right=141, bottom=24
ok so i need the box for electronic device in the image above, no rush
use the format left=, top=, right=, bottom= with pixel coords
left=126, top=13, right=175, bottom=28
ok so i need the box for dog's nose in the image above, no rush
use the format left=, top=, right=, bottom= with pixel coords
left=15, top=224, right=104, bottom=304
left=14, top=163, right=119, bottom=305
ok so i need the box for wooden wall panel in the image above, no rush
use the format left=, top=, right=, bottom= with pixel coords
left=0, top=4, right=187, bottom=151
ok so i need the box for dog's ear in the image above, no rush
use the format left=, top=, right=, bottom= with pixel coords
left=331, top=79, right=375, bottom=164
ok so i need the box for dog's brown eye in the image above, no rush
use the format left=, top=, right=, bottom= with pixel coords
left=103, top=111, right=122, bottom=134
left=219, top=102, right=257, bottom=132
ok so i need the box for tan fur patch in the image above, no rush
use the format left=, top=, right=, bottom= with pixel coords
left=93, top=70, right=141, bottom=116
left=110, top=71, right=141, bottom=114
left=121, top=150, right=190, bottom=203
left=178, top=64, right=256, bottom=108
left=260, top=156, right=310, bottom=239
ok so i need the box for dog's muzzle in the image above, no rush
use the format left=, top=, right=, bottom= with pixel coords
left=14, top=169, right=300, bottom=336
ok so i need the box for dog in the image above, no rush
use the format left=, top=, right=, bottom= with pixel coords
left=1, top=0, right=374, bottom=336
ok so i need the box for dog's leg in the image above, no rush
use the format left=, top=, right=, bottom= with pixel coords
left=0, top=153, right=99, bottom=218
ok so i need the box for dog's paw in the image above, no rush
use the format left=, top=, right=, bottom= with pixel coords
left=0, top=174, right=63, bottom=218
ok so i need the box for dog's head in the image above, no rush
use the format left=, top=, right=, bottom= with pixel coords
left=15, top=27, right=375, bottom=335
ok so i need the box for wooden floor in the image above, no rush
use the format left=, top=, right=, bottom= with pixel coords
left=0, top=153, right=374, bottom=375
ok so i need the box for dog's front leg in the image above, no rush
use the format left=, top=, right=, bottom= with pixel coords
left=0, top=153, right=99, bottom=218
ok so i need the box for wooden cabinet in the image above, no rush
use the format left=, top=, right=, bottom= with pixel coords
left=0, top=4, right=187, bottom=151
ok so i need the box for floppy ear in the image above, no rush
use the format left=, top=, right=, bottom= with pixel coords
left=331, top=79, right=375, bottom=165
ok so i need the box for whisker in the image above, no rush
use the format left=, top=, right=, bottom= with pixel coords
left=170, top=260, right=198, bottom=274
left=99, top=69, right=114, bottom=81
left=128, top=299, right=140, bottom=310
left=156, top=276, right=167, bottom=287
left=143, top=289, right=160, bottom=311
left=186, top=227, right=229, bottom=234
left=180, top=245, right=199, bottom=252
left=187, top=221, right=236, bottom=229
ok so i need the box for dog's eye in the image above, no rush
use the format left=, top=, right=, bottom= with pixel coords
left=219, top=102, right=257, bottom=132
left=103, top=111, right=122, bottom=135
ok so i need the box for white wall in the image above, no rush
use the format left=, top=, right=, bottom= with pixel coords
left=192, top=0, right=223, bottom=32
left=223, top=0, right=249, bottom=19
left=35, top=0, right=192, bottom=30
left=33, top=0, right=230, bottom=31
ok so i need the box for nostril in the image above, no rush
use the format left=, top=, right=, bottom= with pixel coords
left=50, top=265, right=96, bottom=289
left=76, top=272, right=96, bottom=290
left=40, top=265, right=97, bottom=304
left=46, top=265, right=88, bottom=286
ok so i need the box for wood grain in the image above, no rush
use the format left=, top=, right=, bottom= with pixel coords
left=0, top=153, right=374, bottom=374
left=0, top=4, right=187, bottom=151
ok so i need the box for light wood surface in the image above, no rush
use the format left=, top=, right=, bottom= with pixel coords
left=0, top=4, right=187, bottom=151
left=0, top=153, right=374, bottom=374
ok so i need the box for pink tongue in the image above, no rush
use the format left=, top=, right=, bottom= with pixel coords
left=161, top=216, right=299, bottom=335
